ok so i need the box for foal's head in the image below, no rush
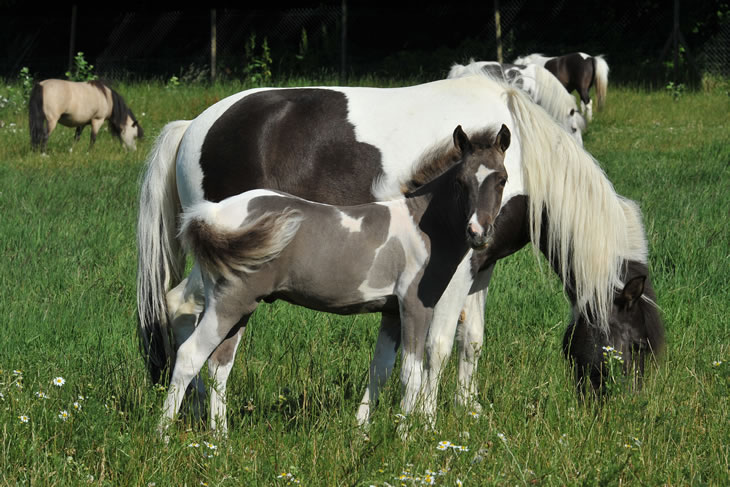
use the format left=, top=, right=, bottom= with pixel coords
left=452, top=124, right=510, bottom=250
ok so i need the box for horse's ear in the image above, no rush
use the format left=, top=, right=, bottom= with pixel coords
left=453, top=125, right=473, bottom=155
left=494, top=124, right=511, bottom=153
left=619, top=275, right=645, bottom=308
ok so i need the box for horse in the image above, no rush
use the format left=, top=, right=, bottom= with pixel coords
left=563, top=272, right=664, bottom=397
left=512, top=52, right=609, bottom=122
left=28, top=79, right=143, bottom=152
left=157, top=125, right=511, bottom=433
left=136, top=75, right=664, bottom=429
left=447, top=59, right=586, bottom=145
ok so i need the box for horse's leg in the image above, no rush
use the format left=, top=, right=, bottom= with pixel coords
left=454, top=263, right=495, bottom=412
left=399, top=301, right=431, bottom=420
left=74, top=126, right=84, bottom=143
left=422, top=258, right=475, bottom=424
left=356, top=312, right=400, bottom=426
left=208, top=323, right=247, bottom=435
left=44, top=118, right=57, bottom=153
left=159, top=303, right=242, bottom=433
left=166, top=267, right=207, bottom=420
left=89, top=118, right=104, bottom=148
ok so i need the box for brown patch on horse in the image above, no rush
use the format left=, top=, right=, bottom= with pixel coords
left=401, top=128, right=499, bottom=194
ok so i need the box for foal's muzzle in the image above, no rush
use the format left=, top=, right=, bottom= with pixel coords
left=467, top=222, right=494, bottom=250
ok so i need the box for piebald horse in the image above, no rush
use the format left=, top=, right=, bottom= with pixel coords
left=513, top=52, right=609, bottom=122
left=158, top=126, right=510, bottom=433
left=29, top=79, right=143, bottom=152
left=137, top=76, right=664, bottom=430
left=447, top=59, right=586, bottom=145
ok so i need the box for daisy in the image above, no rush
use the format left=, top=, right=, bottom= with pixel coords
left=53, top=376, right=66, bottom=387
left=59, top=410, right=70, bottom=421
left=712, top=360, right=723, bottom=367
left=35, top=391, right=49, bottom=399
left=188, top=442, right=200, bottom=448
left=437, top=440, right=453, bottom=450
left=204, top=441, right=217, bottom=450
left=13, top=369, right=22, bottom=376
left=73, top=401, right=82, bottom=411
left=19, top=415, right=29, bottom=423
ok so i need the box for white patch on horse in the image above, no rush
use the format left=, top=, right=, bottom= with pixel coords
left=337, top=210, right=363, bottom=233
left=475, top=164, right=496, bottom=185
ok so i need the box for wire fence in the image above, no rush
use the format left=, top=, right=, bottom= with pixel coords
left=1, top=3, right=727, bottom=85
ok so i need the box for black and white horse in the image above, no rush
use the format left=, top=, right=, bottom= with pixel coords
left=447, top=59, right=586, bottom=145
left=158, top=126, right=510, bottom=433
left=29, top=79, right=143, bottom=152
left=513, top=52, right=609, bottom=122
left=137, top=76, right=663, bottom=430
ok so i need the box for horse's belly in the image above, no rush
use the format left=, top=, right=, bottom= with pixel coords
left=58, top=113, right=89, bottom=127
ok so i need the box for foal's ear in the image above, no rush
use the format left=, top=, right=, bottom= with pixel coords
left=453, top=125, right=473, bottom=155
left=494, top=124, right=511, bottom=153
left=619, top=275, right=646, bottom=308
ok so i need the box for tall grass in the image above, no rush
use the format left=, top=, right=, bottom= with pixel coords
left=0, top=79, right=728, bottom=486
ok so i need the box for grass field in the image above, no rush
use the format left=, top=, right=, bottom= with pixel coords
left=0, top=78, right=728, bottom=486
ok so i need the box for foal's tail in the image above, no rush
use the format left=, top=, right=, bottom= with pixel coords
left=180, top=202, right=303, bottom=281
left=593, top=55, right=609, bottom=109
left=28, top=83, right=47, bottom=150
left=137, top=119, right=191, bottom=384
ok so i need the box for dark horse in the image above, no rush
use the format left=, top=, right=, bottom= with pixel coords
left=137, top=77, right=664, bottom=427
left=29, top=79, right=143, bottom=152
left=513, top=52, right=609, bottom=122
left=158, top=125, right=510, bottom=434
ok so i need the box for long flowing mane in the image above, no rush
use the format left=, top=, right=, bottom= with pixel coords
left=530, top=64, right=586, bottom=132
left=505, top=85, right=648, bottom=331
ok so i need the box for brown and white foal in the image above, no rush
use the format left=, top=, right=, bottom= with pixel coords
left=158, top=125, right=510, bottom=435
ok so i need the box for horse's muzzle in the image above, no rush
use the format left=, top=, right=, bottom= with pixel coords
left=467, top=222, right=494, bottom=250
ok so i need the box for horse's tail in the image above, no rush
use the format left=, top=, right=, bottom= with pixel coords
left=593, top=55, right=609, bottom=109
left=137, top=119, right=191, bottom=384
left=180, top=202, right=303, bottom=281
left=28, top=83, right=46, bottom=150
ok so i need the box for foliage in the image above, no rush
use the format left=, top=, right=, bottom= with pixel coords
left=243, top=34, right=273, bottom=85
left=665, top=81, right=686, bottom=100
left=0, top=67, right=33, bottom=119
left=65, top=52, right=98, bottom=82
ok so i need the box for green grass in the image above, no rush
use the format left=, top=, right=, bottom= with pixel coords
left=0, top=79, right=728, bottom=486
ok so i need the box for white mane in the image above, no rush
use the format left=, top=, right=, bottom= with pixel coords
left=447, top=59, right=586, bottom=136
left=505, top=83, right=647, bottom=332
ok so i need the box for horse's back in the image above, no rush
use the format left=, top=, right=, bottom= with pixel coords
left=176, top=78, right=517, bottom=210
left=38, top=79, right=110, bottom=126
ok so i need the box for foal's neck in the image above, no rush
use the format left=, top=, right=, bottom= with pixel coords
left=404, top=162, right=470, bottom=248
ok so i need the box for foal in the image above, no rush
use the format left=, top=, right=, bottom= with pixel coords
left=159, top=125, right=510, bottom=434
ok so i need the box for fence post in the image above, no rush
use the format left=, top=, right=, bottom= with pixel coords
left=211, top=9, right=217, bottom=83
left=340, top=0, right=348, bottom=84
left=68, top=4, right=77, bottom=74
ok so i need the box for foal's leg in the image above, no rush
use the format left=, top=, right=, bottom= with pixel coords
left=454, top=264, right=494, bottom=411
left=166, top=265, right=208, bottom=418
left=422, top=258, right=475, bottom=423
left=208, top=324, right=247, bottom=435
left=356, top=313, right=400, bottom=426
left=399, top=303, right=431, bottom=418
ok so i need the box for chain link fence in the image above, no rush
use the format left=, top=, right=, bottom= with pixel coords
left=1, top=3, right=727, bottom=84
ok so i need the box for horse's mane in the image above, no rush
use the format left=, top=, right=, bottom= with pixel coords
left=448, top=60, right=585, bottom=133
left=382, top=127, right=499, bottom=196
left=91, top=80, right=142, bottom=139
left=530, top=64, right=586, bottom=131
left=505, top=83, right=648, bottom=332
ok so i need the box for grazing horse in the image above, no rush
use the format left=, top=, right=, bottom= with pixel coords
left=513, top=52, right=609, bottom=122
left=447, top=59, right=586, bottom=145
left=137, top=76, right=664, bottom=429
left=29, top=79, right=143, bottom=152
left=158, top=126, right=510, bottom=433
left=563, top=272, right=664, bottom=397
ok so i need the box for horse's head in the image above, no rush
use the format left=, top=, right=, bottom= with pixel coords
left=566, top=108, right=586, bottom=146
left=119, top=114, right=143, bottom=151
left=452, top=124, right=510, bottom=250
left=563, top=273, right=665, bottom=395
